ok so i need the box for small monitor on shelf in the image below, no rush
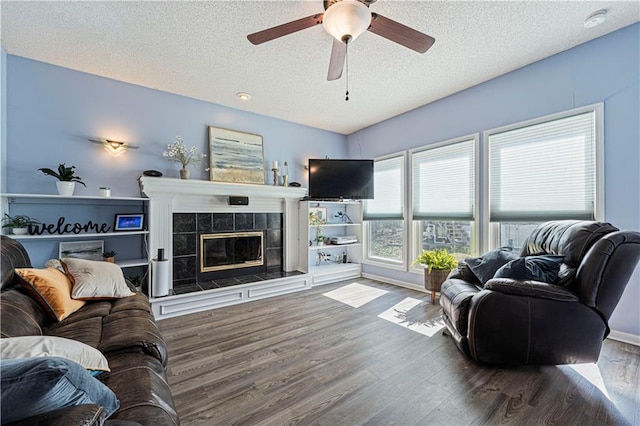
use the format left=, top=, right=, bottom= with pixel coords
left=114, top=214, right=145, bottom=231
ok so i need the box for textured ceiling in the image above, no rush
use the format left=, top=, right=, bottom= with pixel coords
left=1, top=1, right=638, bottom=134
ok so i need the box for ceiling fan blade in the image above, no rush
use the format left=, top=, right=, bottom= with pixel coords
left=368, top=13, right=435, bottom=53
left=327, top=39, right=346, bottom=81
left=247, top=14, right=323, bottom=45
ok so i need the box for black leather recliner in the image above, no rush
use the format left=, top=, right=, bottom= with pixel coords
left=440, top=220, right=640, bottom=365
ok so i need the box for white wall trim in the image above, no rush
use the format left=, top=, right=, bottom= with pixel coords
left=362, top=272, right=426, bottom=293
left=607, top=330, right=640, bottom=347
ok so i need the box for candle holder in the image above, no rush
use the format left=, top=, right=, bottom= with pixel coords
left=272, top=168, right=279, bottom=186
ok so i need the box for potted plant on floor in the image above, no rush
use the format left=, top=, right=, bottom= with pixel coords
left=38, top=163, right=87, bottom=196
left=413, top=248, right=458, bottom=303
left=102, top=251, right=117, bottom=263
left=2, top=213, right=40, bottom=235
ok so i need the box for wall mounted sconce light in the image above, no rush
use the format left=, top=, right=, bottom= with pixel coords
left=89, top=138, right=139, bottom=157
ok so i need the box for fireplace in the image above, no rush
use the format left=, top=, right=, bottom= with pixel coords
left=139, top=177, right=308, bottom=298
left=200, top=231, right=264, bottom=272
left=172, top=212, right=284, bottom=290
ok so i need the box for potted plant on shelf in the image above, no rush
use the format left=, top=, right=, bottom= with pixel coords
left=309, top=211, right=326, bottom=246
left=412, top=248, right=458, bottom=303
left=1, top=213, right=40, bottom=235
left=102, top=251, right=117, bottom=263
left=38, top=163, right=87, bottom=196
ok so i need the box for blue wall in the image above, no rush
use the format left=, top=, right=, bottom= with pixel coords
left=4, top=56, right=347, bottom=197
left=1, top=47, right=7, bottom=193
left=3, top=24, right=638, bottom=336
left=348, top=23, right=640, bottom=337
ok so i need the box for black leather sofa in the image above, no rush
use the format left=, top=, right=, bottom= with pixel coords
left=440, top=220, right=640, bottom=365
left=0, top=236, right=179, bottom=425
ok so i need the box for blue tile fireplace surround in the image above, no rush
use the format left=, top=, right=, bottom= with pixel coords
left=172, top=212, right=299, bottom=295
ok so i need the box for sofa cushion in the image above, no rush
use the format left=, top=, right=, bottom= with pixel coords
left=0, top=289, right=46, bottom=337
left=45, top=316, right=104, bottom=349
left=100, top=311, right=168, bottom=366
left=0, top=357, right=119, bottom=424
left=1, top=235, right=32, bottom=289
left=493, top=255, right=565, bottom=284
left=0, top=335, right=110, bottom=372
left=14, top=268, right=85, bottom=321
left=521, top=221, right=618, bottom=266
left=60, top=258, right=135, bottom=300
left=463, top=248, right=519, bottom=285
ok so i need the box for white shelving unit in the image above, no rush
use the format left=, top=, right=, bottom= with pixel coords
left=298, top=200, right=363, bottom=285
left=1, top=193, right=149, bottom=270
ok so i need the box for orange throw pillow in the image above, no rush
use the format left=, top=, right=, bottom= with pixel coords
left=14, top=268, right=85, bottom=321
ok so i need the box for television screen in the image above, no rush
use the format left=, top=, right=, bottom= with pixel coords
left=308, top=159, right=374, bottom=200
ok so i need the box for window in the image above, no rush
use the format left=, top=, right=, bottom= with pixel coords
left=485, top=104, right=603, bottom=251
left=363, top=153, right=405, bottom=266
left=411, top=136, right=478, bottom=264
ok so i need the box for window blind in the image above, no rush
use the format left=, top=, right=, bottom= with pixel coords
left=412, top=139, right=475, bottom=221
left=363, top=155, right=404, bottom=220
left=488, top=110, right=596, bottom=222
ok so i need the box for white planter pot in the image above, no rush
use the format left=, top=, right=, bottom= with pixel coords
left=56, top=181, right=76, bottom=196
left=12, top=227, right=28, bottom=235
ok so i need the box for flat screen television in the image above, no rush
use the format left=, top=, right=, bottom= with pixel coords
left=308, top=159, right=374, bottom=200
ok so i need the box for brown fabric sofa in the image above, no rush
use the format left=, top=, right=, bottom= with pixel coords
left=0, top=236, right=179, bottom=425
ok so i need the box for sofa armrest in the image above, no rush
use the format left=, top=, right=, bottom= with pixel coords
left=6, top=404, right=107, bottom=426
left=484, top=278, right=579, bottom=302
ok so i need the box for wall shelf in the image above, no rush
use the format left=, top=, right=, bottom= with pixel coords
left=1, top=193, right=149, bottom=269
left=116, top=258, right=149, bottom=268
left=309, top=242, right=361, bottom=251
left=5, top=230, right=149, bottom=240
left=299, top=200, right=363, bottom=285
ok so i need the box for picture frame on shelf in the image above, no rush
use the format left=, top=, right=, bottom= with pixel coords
left=114, top=214, right=145, bottom=231
left=208, top=126, right=265, bottom=184
left=59, top=240, right=104, bottom=261
left=309, top=207, right=327, bottom=224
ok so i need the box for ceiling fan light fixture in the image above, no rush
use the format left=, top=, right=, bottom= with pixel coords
left=323, top=0, right=371, bottom=43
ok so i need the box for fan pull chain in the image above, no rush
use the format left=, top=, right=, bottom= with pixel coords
left=345, top=41, right=349, bottom=101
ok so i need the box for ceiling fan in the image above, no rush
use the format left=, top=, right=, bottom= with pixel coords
left=247, top=0, right=435, bottom=81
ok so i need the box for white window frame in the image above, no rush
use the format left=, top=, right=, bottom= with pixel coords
left=362, top=151, right=407, bottom=270
left=482, top=103, right=604, bottom=252
left=409, top=134, right=480, bottom=274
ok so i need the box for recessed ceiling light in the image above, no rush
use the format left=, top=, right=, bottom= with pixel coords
left=584, top=10, right=607, bottom=28
left=236, top=92, right=252, bottom=101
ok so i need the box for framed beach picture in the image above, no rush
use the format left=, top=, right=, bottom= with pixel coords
left=59, top=240, right=104, bottom=261
left=208, top=126, right=265, bottom=184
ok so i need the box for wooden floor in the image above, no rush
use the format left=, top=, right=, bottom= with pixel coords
left=158, top=278, right=640, bottom=426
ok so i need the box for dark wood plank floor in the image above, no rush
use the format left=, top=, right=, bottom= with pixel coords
left=158, top=278, right=640, bottom=426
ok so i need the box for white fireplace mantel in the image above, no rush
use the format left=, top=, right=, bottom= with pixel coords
left=140, top=176, right=307, bottom=201
left=139, top=176, right=308, bottom=293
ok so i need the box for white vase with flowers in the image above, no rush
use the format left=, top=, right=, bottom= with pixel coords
left=162, top=136, right=206, bottom=179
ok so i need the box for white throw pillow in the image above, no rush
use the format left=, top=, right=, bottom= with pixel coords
left=61, top=258, right=135, bottom=300
left=0, top=335, right=110, bottom=372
